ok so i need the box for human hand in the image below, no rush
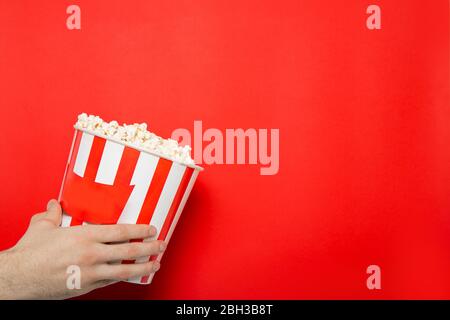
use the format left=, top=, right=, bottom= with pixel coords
left=0, top=199, right=166, bottom=299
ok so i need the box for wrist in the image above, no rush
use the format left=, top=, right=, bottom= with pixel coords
left=0, top=248, right=25, bottom=299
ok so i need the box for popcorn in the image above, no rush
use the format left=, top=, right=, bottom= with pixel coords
left=75, top=113, right=195, bottom=166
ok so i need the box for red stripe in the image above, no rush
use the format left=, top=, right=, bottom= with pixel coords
left=83, top=136, right=106, bottom=181
left=113, top=147, right=140, bottom=188
left=140, top=167, right=195, bottom=284
left=121, top=259, right=135, bottom=264
left=69, top=217, right=83, bottom=226
left=121, top=158, right=172, bottom=266
left=135, top=158, right=172, bottom=225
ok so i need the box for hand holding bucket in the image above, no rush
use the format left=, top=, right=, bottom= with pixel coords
left=59, top=127, right=202, bottom=284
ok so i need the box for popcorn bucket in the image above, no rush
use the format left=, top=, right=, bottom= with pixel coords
left=58, top=128, right=202, bottom=284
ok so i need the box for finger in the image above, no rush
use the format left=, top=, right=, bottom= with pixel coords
left=100, top=240, right=166, bottom=262
left=92, top=279, right=119, bottom=289
left=45, top=199, right=62, bottom=226
left=30, top=212, right=46, bottom=225
left=95, top=261, right=161, bottom=281
left=85, top=224, right=157, bottom=243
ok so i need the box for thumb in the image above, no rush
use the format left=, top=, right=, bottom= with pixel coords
left=45, top=199, right=63, bottom=226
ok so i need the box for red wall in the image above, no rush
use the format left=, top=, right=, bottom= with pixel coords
left=0, top=0, right=448, bottom=299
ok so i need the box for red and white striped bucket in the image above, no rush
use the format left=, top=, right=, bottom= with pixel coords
left=58, top=128, right=202, bottom=284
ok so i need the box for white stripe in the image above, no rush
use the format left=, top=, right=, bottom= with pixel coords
left=61, top=213, right=72, bottom=227
left=116, top=152, right=159, bottom=224
left=133, top=162, right=186, bottom=266
left=149, top=162, right=186, bottom=237
left=95, top=140, right=124, bottom=185
left=137, top=169, right=199, bottom=285
left=162, top=169, right=199, bottom=244
left=73, top=132, right=94, bottom=177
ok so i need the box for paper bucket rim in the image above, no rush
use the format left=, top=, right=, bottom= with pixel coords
left=73, top=126, right=204, bottom=171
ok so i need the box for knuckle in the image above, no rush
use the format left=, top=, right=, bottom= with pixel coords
left=32, top=218, right=54, bottom=230
left=30, top=213, right=44, bottom=224
left=38, top=218, right=55, bottom=227
left=138, top=225, right=150, bottom=237
left=114, top=225, right=129, bottom=239
left=132, top=224, right=147, bottom=239
left=30, top=214, right=38, bottom=223
left=116, top=267, right=131, bottom=280
left=125, top=244, right=140, bottom=258
left=82, top=268, right=99, bottom=283
left=145, top=262, right=155, bottom=274
left=70, top=232, right=90, bottom=247
left=147, top=242, right=160, bottom=255
left=82, top=227, right=96, bottom=239
left=78, top=247, right=98, bottom=265
left=91, top=265, right=106, bottom=281
left=62, top=234, right=78, bottom=248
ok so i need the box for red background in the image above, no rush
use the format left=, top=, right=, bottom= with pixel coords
left=0, top=1, right=449, bottom=299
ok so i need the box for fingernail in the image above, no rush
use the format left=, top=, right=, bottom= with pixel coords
left=153, top=261, right=160, bottom=272
left=149, top=226, right=157, bottom=235
left=159, top=242, right=167, bottom=252
left=46, top=199, right=57, bottom=210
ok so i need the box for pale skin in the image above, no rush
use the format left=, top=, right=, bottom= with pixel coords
left=0, top=199, right=167, bottom=299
